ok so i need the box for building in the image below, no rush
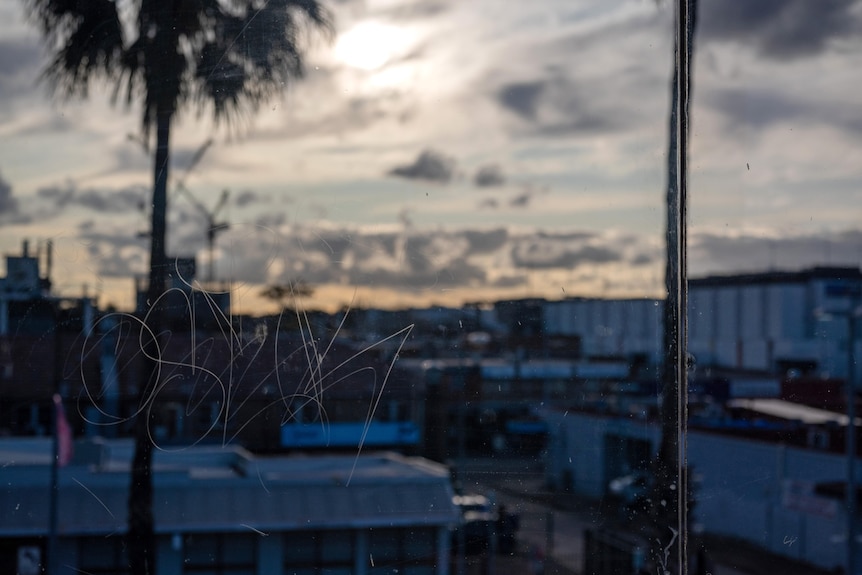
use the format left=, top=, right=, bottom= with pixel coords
left=543, top=266, right=862, bottom=379
left=0, top=438, right=460, bottom=575
left=0, top=241, right=98, bottom=436
left=542, top=405, right=861, bottom=571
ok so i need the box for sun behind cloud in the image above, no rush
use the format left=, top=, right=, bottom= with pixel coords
left=334, top=21, right=412, bottom=71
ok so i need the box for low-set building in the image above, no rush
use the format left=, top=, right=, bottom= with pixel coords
left=0, top=438, right=460, bottom=575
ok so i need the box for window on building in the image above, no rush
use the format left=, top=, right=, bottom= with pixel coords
left=78, top=536, right=130, bottom=574
left=283, top=529, right=355, bottom=575
left=184, top=533, right=255, bottom=575
left=367, top=527, right=436, bottom=575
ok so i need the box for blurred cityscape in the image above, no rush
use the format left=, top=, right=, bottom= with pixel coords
left=1, top=238, right=860, bottom=574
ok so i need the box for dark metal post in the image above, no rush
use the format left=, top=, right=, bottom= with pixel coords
left=849, top=301, right=858, bottom=575
left=48, top=396, right=60, bottom=575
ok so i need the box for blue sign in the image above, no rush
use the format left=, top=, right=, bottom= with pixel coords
left=281, top=421, right=420, bottom=448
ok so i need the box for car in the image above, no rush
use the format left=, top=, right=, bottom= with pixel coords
left=451, top=494, right=496, bottom=555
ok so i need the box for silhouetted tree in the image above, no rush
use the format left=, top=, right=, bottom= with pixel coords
left=26, top=1, right=331, bottom=573
left=261, top=280, right=315, bottom=306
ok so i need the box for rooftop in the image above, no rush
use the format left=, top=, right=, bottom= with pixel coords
left=0, top=438, right=459, bottom=537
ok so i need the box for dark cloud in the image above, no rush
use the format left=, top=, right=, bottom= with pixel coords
left=37, top=183, right=146, bottom=213
left=489, top=275, right=528, bottom=289
left=0, top=170, right=19, bottom=214
left=499, top=82, right=544, bottom=121
left=496, top=74, right=630, bottom=137
left=708, top=88, right=808, bottom=131
left=535, top=230, right=595, bottom=242
left=707, top=87, right=862, bottom=137
left=509, top=192, right=532, bottom=208
left=474, top=164, right=505, bottom=188
left=699, top=0, right=862, bottom=60
left=630, top=253, right=656, bottom=266
left=463, top=229, right=508, bottom=255
left=508, top=184, right=549, bottom=209
left=387, top=149, right=455, bottom=183
left=36, top=184, right=74, bottom=204
left=0, top=38, right=42, bottom=101
left=690, top=230, right=862, bottom=276
left=78, top=186, right=147, bottom=213
left=511, top=237, right=621, bottom=270
left=349, top=257, right=487, bottom=290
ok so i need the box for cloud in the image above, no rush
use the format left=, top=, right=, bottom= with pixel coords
left=706, top=88, right=809, bottom=132
left=462, top=228, right=509, bottom=255
left=690, top=230, right=862, bottom=276
left=387, top=149, right=455, bottom=183
left=234, top=189, right=269, bottom=207
left=36, top=183, right=147, bottom=213
left=0, top=38, right=42, bottom=102
left=0, top=170, right=18, bottom=214
left=139, top=224, right=640, bottom=295
left=75, top=226, right=149, bottom=278
left=508, top=184, right=549, bottom=209
left=699, top=0, right=862, bottom=60
left=474, top=164, right=505, bottom=188
left=706, top=87, right=862, bottom=139
left=511, top=235, right=622, bottom=270
left=498, top=82, right=544, bottom=121
left=496, top=73, right=632, bottom=137
left=377, top=0, right=449, bottom=20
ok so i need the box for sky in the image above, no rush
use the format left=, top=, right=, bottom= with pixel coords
left=1, top=0, right=862, bottom=314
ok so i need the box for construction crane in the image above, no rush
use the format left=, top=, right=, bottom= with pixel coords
left=176, top=183, right=230, bottom=284
left=128, top=136, right=229, bottom=284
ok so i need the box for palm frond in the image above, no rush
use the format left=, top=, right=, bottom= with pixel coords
left=190, top=0, right=333, bottom=126
left=29, top=0, right=125, bottom=98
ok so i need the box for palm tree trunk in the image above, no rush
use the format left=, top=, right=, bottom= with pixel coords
left=128, top=105, right=171, bottom=575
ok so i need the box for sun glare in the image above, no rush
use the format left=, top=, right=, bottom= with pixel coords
left=334, top=21, right=410, bottom=71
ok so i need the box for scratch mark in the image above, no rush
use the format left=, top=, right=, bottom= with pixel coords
left=257, top=464, right=271, bottom=494
left=72, top=477, right=115, bottom=518
left=240, top=524, right=269, bottom=536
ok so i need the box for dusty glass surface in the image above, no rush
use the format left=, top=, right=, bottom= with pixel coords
left=0, top=1, right=859, bottom=575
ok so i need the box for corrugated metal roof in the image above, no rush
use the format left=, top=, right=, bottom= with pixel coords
left=0, top=439, right=459, bottom=536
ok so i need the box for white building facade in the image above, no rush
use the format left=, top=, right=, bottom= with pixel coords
left=543, top=267, right=862, bottom=379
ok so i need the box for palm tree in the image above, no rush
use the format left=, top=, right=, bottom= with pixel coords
left=25, top=1, right=332, bottom=572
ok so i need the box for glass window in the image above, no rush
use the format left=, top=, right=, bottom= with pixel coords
left=78, top=536, right=130, bottom=574
left=8, top=1, right=862, bottom=574
left=184, top=534, right=255, bottom=575
left=367, top=527, right=436, bottom=572
left=283, top=530, right=355, bottom=573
